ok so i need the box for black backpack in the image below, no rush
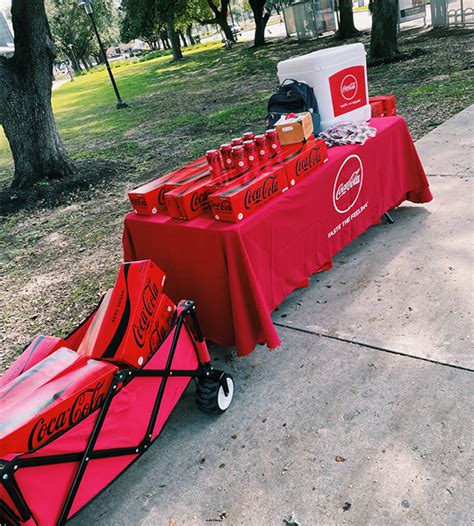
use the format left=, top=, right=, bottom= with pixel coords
left=266, top=79, right=321, bottom=134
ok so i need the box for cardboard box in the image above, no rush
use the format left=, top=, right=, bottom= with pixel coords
left=161, top=139, right=326, bottom=220
left=209, top=164, right=289, bottom=222
left=0, top=347, right=82, bottom=408
left=77, top=289, right=113, bottom=358
left=0, top=335, right=66, bottom=388
left=275, top=112, right=314, bottom=145
left=278, top=138, right=328, bottom=187
left=370, top=101, right=384, bottom=118
left=164, top=166, right=256, bottom=220
left=147, top=294, right=177, bottom=361
left=0, top=348, right=117, bottom=455
left=127, top=156, right=208, bottom=216
left=164, top=174, right=214, bottom=220
left=158, top=165, right=211, bottom=197
left=369, top=96, right=396, bottom=116
left=77, top=260, right=166, bottom=368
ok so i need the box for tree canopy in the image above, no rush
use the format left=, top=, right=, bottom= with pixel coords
left=47, top=0, right=119, bottom=69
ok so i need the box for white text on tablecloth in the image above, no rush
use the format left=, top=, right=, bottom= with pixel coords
left=327, top=201, right=369, bottom=239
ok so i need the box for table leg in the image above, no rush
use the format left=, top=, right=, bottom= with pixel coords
left=384, top=211, right=395, bottom=224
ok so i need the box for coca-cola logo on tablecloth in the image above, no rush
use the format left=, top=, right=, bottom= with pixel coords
left=333, top=154, right=363, bottom=214
left=340, top=74, right=358, bottom=101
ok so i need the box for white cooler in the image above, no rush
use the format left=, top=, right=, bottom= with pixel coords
left=277, top=43, right=371, bottom=130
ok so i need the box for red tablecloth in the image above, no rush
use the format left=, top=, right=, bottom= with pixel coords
left=123, top=117, right=432, bottom=356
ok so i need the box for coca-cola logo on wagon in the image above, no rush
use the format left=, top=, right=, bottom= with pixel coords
left=340, top=74, right=358, bottom=101
left=333, top=154, right=364, bottom=214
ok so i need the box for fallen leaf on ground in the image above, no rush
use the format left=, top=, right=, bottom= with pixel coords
left=335, top=455, right=347, bottom=462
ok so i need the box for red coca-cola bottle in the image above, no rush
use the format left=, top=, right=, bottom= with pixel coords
left=220, top=143, right=234, bottom=169
left=231, top=137, right=243, bottom=147
left=265, top=129, right=282, bottom=155
left=231, top=145, right=248, bottom=174
left=242, top=132, right=255, bottom=142
left=206, top=149, right=223, bottom=178
left=255, top=134, right=269, bottom=162
left=243, top=140, right=259, bottom=167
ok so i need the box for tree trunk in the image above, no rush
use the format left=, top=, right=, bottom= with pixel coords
left=253, top=3, right=270, bottom=47
left=253, top=14, right=270, bottom=46
left=370, top=0, right=399, bottom=60
left=249, top=0, right=270, bottom=47
left=145, top=38, right=158, bottom=51
left=178, top=31, right=188, bottom=47
left=207, top=1, right=235, bottom=42
left=166, top=17, right=183, bottom=61
left=217, top=12, right=236, bottom=42
left=67, top=51, right=82, bottom=72
left=186, top=25, right=196, bottom=45
left=334, top=0, right=341, bottom=26
left=0, top=0, right=73, bottom=189
left=337, top=0, right=360, bottom=38
left=160, top=30, right=170, bottom=50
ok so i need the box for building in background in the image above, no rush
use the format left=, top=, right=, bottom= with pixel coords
left=0, top=10, right=14, bottom=56
left=283, top=0, right=337, bottom=40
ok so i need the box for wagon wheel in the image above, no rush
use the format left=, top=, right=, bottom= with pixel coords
left=196, top=373, right=234, bottom=414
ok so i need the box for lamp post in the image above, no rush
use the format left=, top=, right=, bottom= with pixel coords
left=78, top=0, right=128, bottom=109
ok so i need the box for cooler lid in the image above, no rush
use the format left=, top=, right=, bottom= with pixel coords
left=277, top=43, right=366, bottom=72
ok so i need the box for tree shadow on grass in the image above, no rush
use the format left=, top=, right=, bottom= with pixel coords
left=0, top=159, right=128, bottom=217
left=368, top=48, right=426, bottom=67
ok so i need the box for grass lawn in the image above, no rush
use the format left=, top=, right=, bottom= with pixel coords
left=0, top=28, right=473, bottom=370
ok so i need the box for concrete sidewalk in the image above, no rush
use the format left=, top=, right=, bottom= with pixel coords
left=70, top=108, right=473, bottom=526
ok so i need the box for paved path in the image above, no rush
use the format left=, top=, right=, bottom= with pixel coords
left=70, top=107, right=473, bottom=526
left=415, top=105, right=473, bottom=176
left=52, top=78, right=70, bottom=91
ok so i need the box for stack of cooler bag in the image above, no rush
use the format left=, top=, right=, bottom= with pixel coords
left=0, top=260, right=176, bottom=459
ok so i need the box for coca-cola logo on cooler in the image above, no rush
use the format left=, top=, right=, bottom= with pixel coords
left=333, top=154, right=364, bottom=214
left=340, top=74, right=358, bottom=101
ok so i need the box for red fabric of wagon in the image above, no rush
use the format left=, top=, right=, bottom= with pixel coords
left=0, top=321, right=199, bottom=525
left=122, top=116, right=432, bottom=357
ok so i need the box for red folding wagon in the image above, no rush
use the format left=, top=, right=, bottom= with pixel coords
left=0, top=299, right=234, bottom=526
